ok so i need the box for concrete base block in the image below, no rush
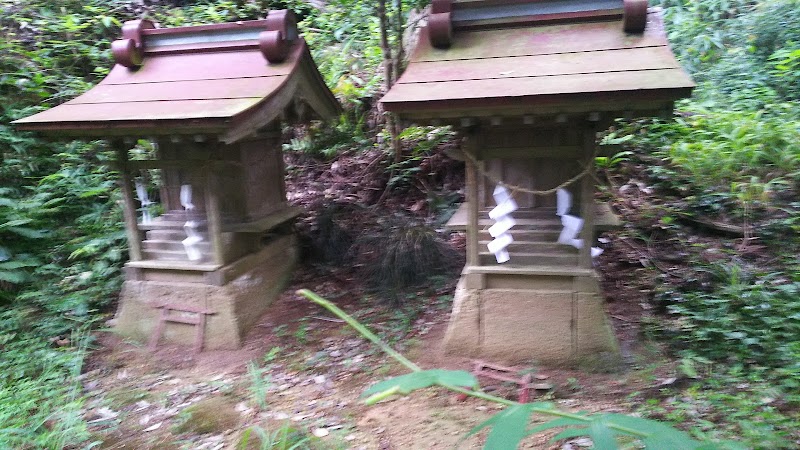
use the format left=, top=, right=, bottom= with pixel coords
left=442, top=271, right=620, bottom=367
left=442, top=278, right=482, bottom=357
left=115, top=236, right=297, bottom=350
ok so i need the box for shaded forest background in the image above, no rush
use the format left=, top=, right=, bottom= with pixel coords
left=0, top=0, right=798, bottom=448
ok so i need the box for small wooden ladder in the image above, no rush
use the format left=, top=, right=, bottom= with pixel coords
left=148, top=302, right=215, bottom=354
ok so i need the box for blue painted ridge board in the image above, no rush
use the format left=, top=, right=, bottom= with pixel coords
left=144, top=28, right=263, bottom=48
left=452, top=0, right=624, bottom=22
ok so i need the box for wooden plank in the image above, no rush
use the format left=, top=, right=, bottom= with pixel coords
left=148, top=307, right=169, bottom=351
left=70, top=76, right=287, bottom=104
left=163, top=315, right=201, bottom=325
left=114, top=143, right=143, bottom=261
left=15, top=98, right=261, bottom=124
left=223, top=207, right=302, bottom=233
left=465, top=133, right=480, bottom=266
left=103, top=48, right=295, bottom=85
left=125, top=260, right=221, bottom=271
left=194, top=312, right=207, bottom=353
left=412, top=14, right=668, bottom=63
left=384, top=68, right=694, bottom=104
left=579, top=127, right=596, bottom=268
left=206, top=234, right=294, bottom=286
left=463, top=264, right=596, bottom=277
left=480, top=146, right=583, bottom=159
left=399, top=47, right=681, bottom=84
left=445, top=202, right=469, bottom=231
left=153, top=301, right=214, bottom=314
left=205, top=168, right=225, bottom=266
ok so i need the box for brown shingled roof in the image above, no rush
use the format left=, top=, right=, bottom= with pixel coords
left=381, top=2, right=694, bottom=119
left=13, top=13, right=341, bottom=143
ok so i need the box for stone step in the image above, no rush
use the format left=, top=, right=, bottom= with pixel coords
left=143, top=239, right=211, bottom=252
left=479, top=252, right=578, bottom=266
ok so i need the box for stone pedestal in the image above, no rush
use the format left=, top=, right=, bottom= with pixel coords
left=443, top=267, right=620, bottom=368
left=115, top=235, right=297, bottom=349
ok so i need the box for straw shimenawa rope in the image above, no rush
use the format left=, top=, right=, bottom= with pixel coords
left=461, top=148, right=597, bottom=197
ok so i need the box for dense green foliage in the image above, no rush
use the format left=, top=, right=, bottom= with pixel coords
left=608, top=1, right=800, bottom=446
left=639, top=0, right=800, bottom=367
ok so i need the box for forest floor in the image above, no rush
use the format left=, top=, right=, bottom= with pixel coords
left=80, top=150, right=699, bottom=450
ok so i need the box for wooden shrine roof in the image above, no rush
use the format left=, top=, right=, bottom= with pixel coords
left=13, top=13, right=341, bottom=143
left=381, top=1, right=695, bottom=120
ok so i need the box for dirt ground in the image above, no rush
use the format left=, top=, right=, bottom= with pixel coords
left=81, top=248, right=678, bottom=450
left=79, top=150, right=685, bottom=449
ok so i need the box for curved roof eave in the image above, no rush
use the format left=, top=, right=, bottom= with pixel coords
left=12, top=17, right=341, bottom=143
left=381, top=7, right=695, bottom=119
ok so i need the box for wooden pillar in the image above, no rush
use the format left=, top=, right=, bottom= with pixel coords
left=113, top=141, right=143, bottom=261
left=465, top=132, right=480, bottom=267
left=579, top=125, right=596, bottom=268
left=204, top=166, right=225, bottom=266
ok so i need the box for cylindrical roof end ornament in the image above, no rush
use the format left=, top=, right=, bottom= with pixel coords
left=623, top=0, right=648, bottom=33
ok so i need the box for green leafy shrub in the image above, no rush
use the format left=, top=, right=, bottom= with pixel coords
left=655, top=264, right=800, bottom=372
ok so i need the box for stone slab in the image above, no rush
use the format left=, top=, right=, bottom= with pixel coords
left=442, top=272, right=620, bottom=367
left=114, top=235, right=297, bottom=350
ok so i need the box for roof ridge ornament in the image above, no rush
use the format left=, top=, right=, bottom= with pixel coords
left=430, top=0, right=454, bottom=48
left=112, top=19, right=156, bottom=69
left=427, top=0, right=648, bottom=48
left=623, top=0, right=648, bottom=33
left=259, top=9, right=299, bottom=64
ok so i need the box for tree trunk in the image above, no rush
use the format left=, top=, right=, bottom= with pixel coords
left=393, top=0, right=405, bottom=81
left=377, top=0, right=402, bottom=164
left=378, top=0, right=394, bottom=90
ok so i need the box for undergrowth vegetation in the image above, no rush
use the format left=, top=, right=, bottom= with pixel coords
left=607, top=0, right=800, bottom=445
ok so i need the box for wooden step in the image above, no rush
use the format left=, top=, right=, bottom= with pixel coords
left=464, top=264, right=596, bottom=277
left=479, top=229, right=561, bottom=241
left=477, top=218, right=562, bottom=229
left=480, top=207, right=561, bottom=219
left=143, top=248, right=212, bottom=262
left=145, top=229, right=208, bottom=241
left=479, top=241, right=577, bottom=253
left=143, top=239, right=211, bottom=252
left=479, top=252, right=578, bottom=266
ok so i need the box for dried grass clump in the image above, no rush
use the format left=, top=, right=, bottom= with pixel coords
left=360, top=224, right=459, bottom=302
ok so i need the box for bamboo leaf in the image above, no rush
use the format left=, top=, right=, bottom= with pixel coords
left=551, top=426, right=591, bottom=443
left=483, top=403, right=535, bottom=449
left=461, top=403, right=536, bottom=449
left=526, top=416, right=590, bottom=435
left=603, top=414, right=701, bottom=449
left=362, top=369, right=477, bottom=401
left=588, top=419, right=619, bottom=450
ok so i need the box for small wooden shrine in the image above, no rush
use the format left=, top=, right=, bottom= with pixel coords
left=15, top=12, right=341, bottom=350
left=381, top=0, right=694, bottom=365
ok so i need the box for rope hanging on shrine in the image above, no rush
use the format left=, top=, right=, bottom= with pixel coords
left=460, top=148, right=598, bottom=197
